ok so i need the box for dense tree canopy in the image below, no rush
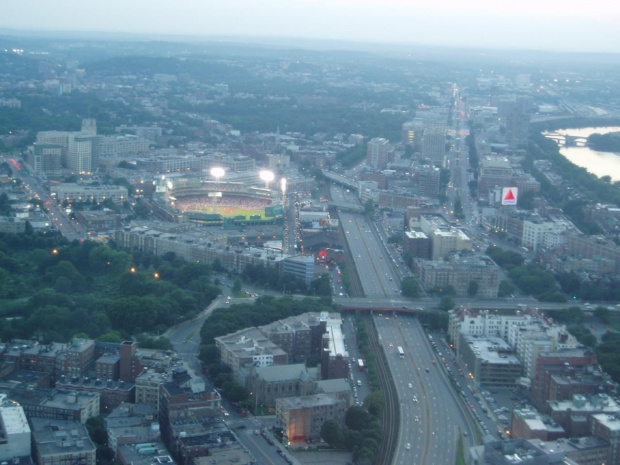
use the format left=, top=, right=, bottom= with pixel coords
left=0, top=232, right=220, bottom=343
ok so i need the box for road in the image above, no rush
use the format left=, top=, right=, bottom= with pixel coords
left=165, top=296, right=298, bottom=465
left=339, top=211, right=401, bottom=297
left=336, top=296, right=571, bottom=311
left=374, top=314, right=475, bottom=464
left=7, top=164, right=87, bottom=242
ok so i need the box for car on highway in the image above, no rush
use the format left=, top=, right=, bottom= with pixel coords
left=408, top=383, right=413, bottom=388
left=405, top=443, right=411, bottom=450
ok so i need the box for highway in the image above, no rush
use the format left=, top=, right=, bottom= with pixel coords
left=340, top=211, right=401, bottom=298
left=331, top=184, right=401, bottom=298
left=374, top=313, right=475, bottom=464
left=336, top=296, right=572, bottom=311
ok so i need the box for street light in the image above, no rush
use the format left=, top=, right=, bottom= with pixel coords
left=259, top=170, right=274, bottom=189
left=210, top=167, right=225, bottom=183
left=280, top=177, right=287, bottom=195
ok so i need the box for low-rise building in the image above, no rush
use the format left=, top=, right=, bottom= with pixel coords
left=320, top=315, right=349, bottom=380
left=30, top=417, right=96, bottom=465
left=196, top=443, right=254, bottom=465
left=548, top=394, right=620, bottom=437
left=215, top=328, right=288, bottom=385
left=468, top=438, right=579, bottom=465
left=536, top=436, right=609, bottom=465
left=276, top=393, right=348, bottom=441
left=510, top=408, right=565, bottom=441
left=282, top=255, right=315, bottom=286
left=105, top=403, right=159, bottom=455
left=55, top=377, right=134, bottom=413
left=430, top=228, right=472, bottom=260
left=591, top=413, right=620, bottom=465
left=0, top=217, right=26, bottom=234
left=246, top=364, right=316, bottom=408
left=0, top=394, right=31, bottom=461
left=258, top=313, right=327, bottom=363
left=416, top=255, right=501, bottom=298
left=508, top=320, right=579, bottom=380
left=116, top=441, right=174, bottom=465
left=531, top=349, right=600, bottom=412
left=6, top=387, right=100, bottom=423
left=50, top=183, right=128, bottom=205
left=158, top=370, right=221, bottom=463
left=3, top=341, right=78, bottom=385
left=448, top=308, right=533, bottom=351
left=459, top=335, right=522, bottom=388
left=404, top=231, right=432, bottom=260
left=74, top=210, right=120, bottom=232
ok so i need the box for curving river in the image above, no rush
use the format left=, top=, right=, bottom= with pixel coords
left=543, top=126, right=620, bottom=182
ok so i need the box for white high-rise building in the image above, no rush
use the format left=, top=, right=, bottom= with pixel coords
left=0, top=394, right=31, bottom=460
left=421, top=129, right=446, bottom=166
left=81, top=118, right=97, bottom=135
left=67, top=134, right=97, bottom=173
left=366, top=138, right=390, bottom=168
left=522, top=219, right=568, bottom=251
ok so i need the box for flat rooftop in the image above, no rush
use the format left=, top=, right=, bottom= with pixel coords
left=463, top=335, right=520, bottom=365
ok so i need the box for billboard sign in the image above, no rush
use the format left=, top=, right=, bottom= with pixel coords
left=501, top=187, right=518, bottom=206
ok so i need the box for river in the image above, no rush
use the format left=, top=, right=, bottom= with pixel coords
left=543, top=126, right=620, bottom=182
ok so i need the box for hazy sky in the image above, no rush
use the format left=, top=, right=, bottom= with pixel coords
left=3, top=0, right=620, bottom=53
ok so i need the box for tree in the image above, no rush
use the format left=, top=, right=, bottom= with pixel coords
left=467, top=180, right=478, bottom=197
left=554, top=306, right=585, bottom=325
left=133, top=203, right=150, bottom=219
left=311, top=274, right=332, bottom=296
left=364, top=391, right=385, bottom=417
left=320, top=419, right=343, bottom=447
left=199, top=344, right=220, bottom=366
left=345, top=406, right=369, bottom=431
left=467, top=280, right=479, bottom=297
left=97, top=331, right=124, bottom=343
left=498, top=280, right=516, bottom=298
left=453, top=197, right=465, bottom=219
left=305, top=354, right=320, bottom=368
left=364, top=200, right=375, bottom=217
left=594, top=306, right=612, bottom=325
left=226, top=385, right=249, bottom=403
left=401, top=277, right=420, bottom=298
left=518, top=190, right=537, bottom=210
left=440, top=296, right=455, bottom=311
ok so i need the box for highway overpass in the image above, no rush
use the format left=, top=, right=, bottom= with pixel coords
left=323, top=170, right=358, bottom=190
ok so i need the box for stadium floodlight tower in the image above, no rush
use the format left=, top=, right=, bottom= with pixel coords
left=210, top=167, right=225, bottom=183
left=259, top=170, right=275, bottom=190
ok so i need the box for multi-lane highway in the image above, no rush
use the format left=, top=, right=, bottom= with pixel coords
left=374, top=313, right=475, bottom=465
left=340, top=211, right=401, bottom=297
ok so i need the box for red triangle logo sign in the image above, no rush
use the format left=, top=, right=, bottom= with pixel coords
left=504, top=189, right=515, bottom=201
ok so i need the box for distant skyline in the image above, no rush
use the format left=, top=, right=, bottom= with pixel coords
left=2, top=0, right=620, bottom=54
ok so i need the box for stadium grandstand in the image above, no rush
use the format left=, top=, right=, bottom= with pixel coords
left=154, top=176, right=284, bottom=226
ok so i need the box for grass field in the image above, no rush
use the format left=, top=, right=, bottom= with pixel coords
left=188, top=205, right=266, bottom=218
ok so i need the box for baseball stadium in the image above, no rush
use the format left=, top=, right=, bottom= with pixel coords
left=158, top=177, right=284, bottom=226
